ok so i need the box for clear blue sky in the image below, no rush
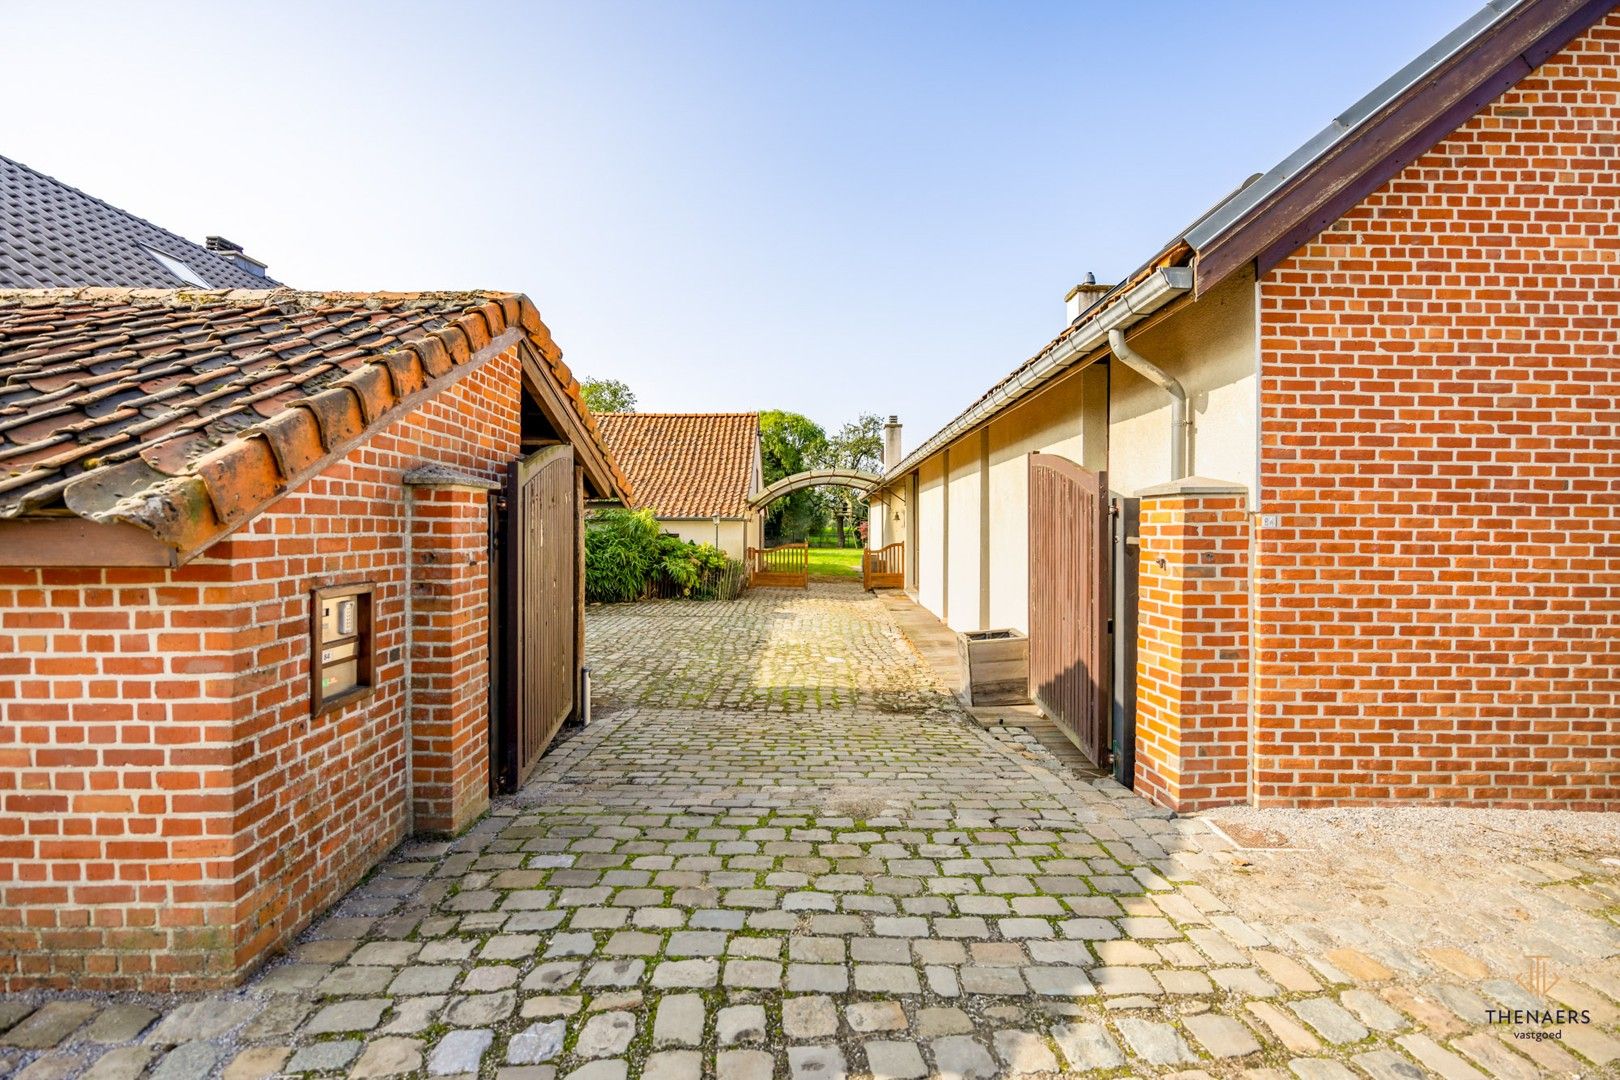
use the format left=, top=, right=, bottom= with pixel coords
left=2, top=0, right=1480, bottom=445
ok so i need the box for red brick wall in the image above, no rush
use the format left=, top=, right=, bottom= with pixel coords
left=407, top=482, right=497, bottom=836
left=1255, top=15, right=1620, bottom=808
left=0, top=345, right=520, bottom=990
left=1134, top=489, right=1251, bottom=811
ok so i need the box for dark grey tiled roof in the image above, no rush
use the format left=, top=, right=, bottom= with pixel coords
left=0, top=155, right=279, bottom=289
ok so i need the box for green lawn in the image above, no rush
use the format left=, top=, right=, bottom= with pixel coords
left=805, top=546, right=862, bottom=579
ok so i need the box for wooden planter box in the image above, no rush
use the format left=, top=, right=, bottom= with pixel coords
left=958, top=629, right=1030, bottom=706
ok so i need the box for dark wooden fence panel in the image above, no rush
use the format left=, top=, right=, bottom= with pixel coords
left=1027, top=453, right=1110, bottom=766
left=498, top=444, right=577, bottom=790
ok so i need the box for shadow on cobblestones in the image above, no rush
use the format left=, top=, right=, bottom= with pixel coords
left=2, top=584, right=1616, bottom=1080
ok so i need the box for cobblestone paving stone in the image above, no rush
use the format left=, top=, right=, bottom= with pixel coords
left=3, top=583, right=1619, bottom=1079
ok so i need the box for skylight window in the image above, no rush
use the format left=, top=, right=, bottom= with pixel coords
left=145, top=248, right=210, bottom=287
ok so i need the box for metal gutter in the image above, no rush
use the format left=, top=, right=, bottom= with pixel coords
left=1107, top=329, right=1189, bottom=481
left=878, top=266, right=1193, bottom=486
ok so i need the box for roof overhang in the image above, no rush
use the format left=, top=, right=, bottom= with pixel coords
left=517, top=341, right=629, bottom=504
left=0, top=291, right=631, bottom=565
left=877, top=266, right=1193, bottom=487
left=0, top=517, right=179, bottom=568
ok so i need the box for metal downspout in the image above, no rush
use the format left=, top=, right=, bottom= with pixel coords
left=1107, top=328, right=1189, bottom=480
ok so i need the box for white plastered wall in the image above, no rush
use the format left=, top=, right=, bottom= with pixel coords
left=1109, top=267, right=1258, bottom=495
left=984, top=361, right=1107, bottom=633
left=657, top=517, right=750, bottom=561
left=915, top=456, right=946, bottom=616
left=944, top=435, right=982, bottom=632
left=888, top=266, right=1257, bottom=634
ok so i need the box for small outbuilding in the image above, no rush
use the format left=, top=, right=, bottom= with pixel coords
left=0, top=287, right=629, bottom=990
left=595, top=411, right=764, bottom=560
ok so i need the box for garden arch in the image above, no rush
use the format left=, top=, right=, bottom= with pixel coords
left=747, top=468, right=883, bottom=508
left=746, top=469, right=903, bottom=589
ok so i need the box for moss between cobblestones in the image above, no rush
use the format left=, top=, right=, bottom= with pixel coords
left=90, top=586, right=1604, bottom=1080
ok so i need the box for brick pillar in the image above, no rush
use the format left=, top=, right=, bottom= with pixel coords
left=1133, top=478, right=1251, bottom=811
left=404, top=466, right=496, bottom=836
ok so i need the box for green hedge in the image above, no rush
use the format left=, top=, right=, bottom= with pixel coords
left=585, top=508, right=745, bottom=602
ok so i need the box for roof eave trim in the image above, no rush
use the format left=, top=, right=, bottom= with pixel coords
left=1188, top=0, right=1605, bottom=295
left=877, top=266, right=1193, bottom=486
left=1183, top=0, right=1518, bottom=255
left=70, top=322, right=524, bottom=564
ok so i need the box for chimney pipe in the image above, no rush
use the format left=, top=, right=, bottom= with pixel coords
left=206, top=235, right=269, bottom=279
left=882, top=416, right=902, bottom=471
left=1064, top=272, right=1112, bottom=324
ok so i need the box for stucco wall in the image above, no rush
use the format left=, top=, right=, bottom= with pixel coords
left=1109, top=268, right=1257, bottom=496
left=985, top=362, right=1106, bottom=632
left=915, top=455, right=945, bottom=617
left=658, top=517, right=751, bottom=561
left=868, top=492, right=904, bottom=551
left=892, top=249, right=1253, bottom=637
left=944, top=435, right=983, bottom=632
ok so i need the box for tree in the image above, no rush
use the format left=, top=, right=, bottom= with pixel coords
left=581, top=377, right=636, bottom=414
left=758, top=410, right=829, bottom=543
left=818, top=414, right=884, bottom=547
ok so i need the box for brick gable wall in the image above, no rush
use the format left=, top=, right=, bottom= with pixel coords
left=1254, top=14, right=1620, bottom=807
left=0, top=346, right=520, bottom=990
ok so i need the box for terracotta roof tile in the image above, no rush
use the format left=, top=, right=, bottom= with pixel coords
left=0, top=288, right=629, bottom=561
left=596, top=412, right=759, bottom=519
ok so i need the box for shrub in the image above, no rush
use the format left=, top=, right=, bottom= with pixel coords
left=585, top=508, right=746, bottom=602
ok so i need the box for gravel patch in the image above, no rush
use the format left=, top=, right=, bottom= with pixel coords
left=1199, top=805, right=1620, bottom=863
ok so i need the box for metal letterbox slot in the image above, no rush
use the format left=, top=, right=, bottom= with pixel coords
left=322, top=659, right=359, bottom=696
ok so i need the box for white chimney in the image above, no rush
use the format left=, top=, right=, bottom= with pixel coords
left=882, top=416, right=902, bottom=470
left=1064, top=272, right=1112, bottom=324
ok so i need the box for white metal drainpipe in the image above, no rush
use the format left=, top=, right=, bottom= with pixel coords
left=1107, top=327, right=1190, bottom=480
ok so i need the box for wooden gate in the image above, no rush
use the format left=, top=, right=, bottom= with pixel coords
left=496, top=444, right=577, bottom=790
left=1027, top=453, right=1110, bottom=766
left=747, top=542, right=808, bottom=588
left=862, top=542, right=904, bottom=589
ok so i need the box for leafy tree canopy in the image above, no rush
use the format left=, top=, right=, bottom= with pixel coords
left=758, top=411, right=829, bottom=543
left=581, top=377, right=637, bottom=415
left=816, top=413, right=885, bottom=546
left=758, top=410, right=827, bottom=482
left=820, top=413, right=884, bottom=475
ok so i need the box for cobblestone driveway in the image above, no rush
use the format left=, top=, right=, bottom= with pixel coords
left=3, top=583, right=1618, bottom=1080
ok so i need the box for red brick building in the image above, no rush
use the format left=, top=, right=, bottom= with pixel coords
left=871, top=0, right=1618, bottom=812
left=0, top=289, right=629, bottom=990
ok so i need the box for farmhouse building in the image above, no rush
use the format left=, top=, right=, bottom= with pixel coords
left=595, top=411, right=764, bottom=560
left=870, top=0, right=1619, bottom=812
left=0, top=287, right=629, bottom=990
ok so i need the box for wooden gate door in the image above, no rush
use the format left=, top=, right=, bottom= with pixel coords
left=1027, top=453, right=1110, bottom=765
left=862, top=543, right=904, bottom=590
left=497, top=444, right=577, bottom=790
left=746, top=542, right=809, bottom=588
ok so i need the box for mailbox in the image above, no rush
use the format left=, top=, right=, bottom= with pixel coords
left=311, top=583, right=375, bottom=714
